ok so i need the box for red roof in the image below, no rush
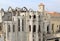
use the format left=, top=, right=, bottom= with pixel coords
left=48, top=12, right=60, bottom=16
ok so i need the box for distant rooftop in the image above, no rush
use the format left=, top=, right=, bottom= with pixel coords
left=48, top=12, right=60, bottom=16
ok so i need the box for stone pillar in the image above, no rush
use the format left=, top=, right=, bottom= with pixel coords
left=44, top=22, right=48, bottom=41
left=30, top=16, right=33, bottom=41
left=15, top=16, right=18, bottom=41
left=25, top=13, right=28, bottom=41
left=36, top=15, right=39, bottom=41
left=44, top=22, right=47, bottom=34
left=40, top=22, right=43, bottom=41
left=10, top=23, right=13, bottom=41
left=5, top=22, right=8, bottom=41
left=2, top=23, right=5, bottom=41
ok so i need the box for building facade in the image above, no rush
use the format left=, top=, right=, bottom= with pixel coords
left=0, top=3, right=60, bottom=41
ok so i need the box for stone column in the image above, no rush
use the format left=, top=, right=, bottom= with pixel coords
left=2, top=23, right=5, bottom=41
left=10, top=23, right=13, bottom=41
left=26, top=12, right=30, bottom=41
left=44, top=22, right=47, bottom=34
left=44, top=22, right=52, bottom=41
left=30, top=16, right=33, bottom=41
left=15, top=16, right=18, bottom=41
left=36, top=15, right=39, bottom=41
left=5, top=22, right=8, bottom=41
left=40, top=21, right=43, bottom=41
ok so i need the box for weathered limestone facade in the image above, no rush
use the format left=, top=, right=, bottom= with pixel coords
left=0, top=3, right=60, bottom=41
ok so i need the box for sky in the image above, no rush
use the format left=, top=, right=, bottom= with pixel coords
left=0, top=0, right=60, bottom=12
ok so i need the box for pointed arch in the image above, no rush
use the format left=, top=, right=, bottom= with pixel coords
left=22, top=7, right=28, bottom=11
left=8, top=6, right=12, bottom=12
left=1, top=8, right=4, bottom=12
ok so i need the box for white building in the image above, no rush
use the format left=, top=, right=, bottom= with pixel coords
left=0, top=3, right=60, bottom=41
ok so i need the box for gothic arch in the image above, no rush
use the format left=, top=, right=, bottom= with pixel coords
left=33, top=15, right=36, bottom=19
left=8, top=6, right=12, bottom=12
left=1, top=8, right=4, bottom=12
left=22, top=7, right=28, bottom=11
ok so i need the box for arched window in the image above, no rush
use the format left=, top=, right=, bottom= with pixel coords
left=47, top=25, right=50, bottom=34
left=33, top=25, right=36, bottom=32
left=29, top=25, right=31, bottom=32
left=57, top=25, right=60, bottom=33
left=8, top=25, right=10, bottom=32
left=0, top=26, right=2, bottom=31
left=13, top=25, right=15, bottom=32
left=58, top=25, right=60, bottom=32
left=18, top=19, right=20, bottom=26
left=39, top=15, right=40, bottom=18
left=0, top=35, right=1, bottom=37
left=18, top=27, right=20, bottom=31
left=29, top=15, right=31, bottom=19
left=52, top=24, right=54, bottom=33
left=18, top=19, right=20, bottom=31
left=38, top=25, right=40, bottom=33
left=22, top=19, right=24, bottom=31
left=33, top=15, right=36, bottom=19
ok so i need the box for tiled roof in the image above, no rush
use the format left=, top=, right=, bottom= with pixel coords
left=48, top=12, right=60, bottom=16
